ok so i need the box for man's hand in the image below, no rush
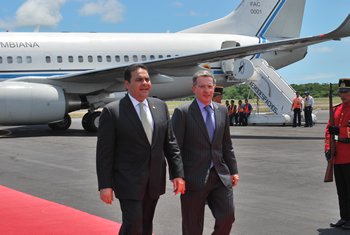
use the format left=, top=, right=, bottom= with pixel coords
left=173, top=177, right=186, bottom=195
left=100, top=188, right=114, bottom=205
left=231, top=174, right=239, bottom=188
left=329, top=126, right=340, bottom=135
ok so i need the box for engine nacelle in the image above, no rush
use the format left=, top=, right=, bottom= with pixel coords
left=0, top=82, right=84, bottom=125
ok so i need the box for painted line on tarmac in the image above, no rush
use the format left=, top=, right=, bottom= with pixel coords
left=0, top=129, right=12, bottom=137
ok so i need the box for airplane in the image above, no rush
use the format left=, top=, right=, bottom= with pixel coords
left=0, top=0, right=349, bottom=132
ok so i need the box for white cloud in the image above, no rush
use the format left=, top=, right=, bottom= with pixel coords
left=304, top=73, right=336, bottom=81
left=189, top=10, right=200, bottom=16
left=172, top=2, right=183, bottom=7
left=79, top=0, right=125, bottom=23
left=309, top=46, right=334, bottom=52
left=0, top=0, right=66, bottom=28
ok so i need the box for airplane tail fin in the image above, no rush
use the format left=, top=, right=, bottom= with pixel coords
left=178, top=0, right=306, bottom=38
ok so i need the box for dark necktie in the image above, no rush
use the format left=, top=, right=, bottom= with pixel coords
left=204, top=105, right=214, bottom=142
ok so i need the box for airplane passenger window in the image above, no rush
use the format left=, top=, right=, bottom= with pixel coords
left=68, top=56, right=74, bottom=63
left=150, top=55, right=155, bottom=60
left=167, top=55, right=171, bottom=57
left=0, top=57, right=2, bottom=64
left=7, top=56, right=13, bottom=64
left=115, top=55, right=120, bottom=62
left=133, top=55, right=138, bottom=62
left=46, top=56, right=51, bottom=63
left=57, top=56, right=63, bottom=63
left=124, top=55, right=129, bottom=62
left=158, top=55, right=163, bottom=59
left=106, top=55, right=111, bottom=62
left=97, top=55, right=102, bottom=62
left=141, top=55, right=146, bottom=61
left=78, top=56, right=83, bottom=63
left=88, top=56, right=93, bottom=62
left=26, top=56, right=32, bottom=63
left=17, top=56, right=22, bottom=63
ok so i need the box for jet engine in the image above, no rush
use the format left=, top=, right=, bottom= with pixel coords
left=0, top=82, right=85, bottom=125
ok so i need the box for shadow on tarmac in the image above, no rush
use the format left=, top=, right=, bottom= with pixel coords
left=317, top=228, right=350, bottom=235
left=0, top=125, right=96, bottom=138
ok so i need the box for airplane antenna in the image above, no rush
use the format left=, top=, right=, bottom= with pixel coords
left=34, top=25, right=40, bottom=32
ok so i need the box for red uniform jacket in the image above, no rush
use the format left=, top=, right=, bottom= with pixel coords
left=325, top=102, right=350, bottom=164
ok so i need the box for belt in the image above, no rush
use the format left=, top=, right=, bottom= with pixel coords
left=338, top=138, right=350, bottom=143
left=305, top=105, right=311, bottom=107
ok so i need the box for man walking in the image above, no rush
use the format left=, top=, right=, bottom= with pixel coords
left=172, top=70, right=239, bottom=235
left=96, top=64, right=185, bottom=235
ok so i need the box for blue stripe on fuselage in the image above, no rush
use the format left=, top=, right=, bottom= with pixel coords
left=254, top=0, right=286, bottom=59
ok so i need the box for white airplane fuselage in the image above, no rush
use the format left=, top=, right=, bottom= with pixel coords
left=0, top=32, right=307, bottom=101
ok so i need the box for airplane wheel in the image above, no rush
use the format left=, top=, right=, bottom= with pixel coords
left=82, top=111, right=101, bottom=132
left=48, top=114, right=72, bottom=130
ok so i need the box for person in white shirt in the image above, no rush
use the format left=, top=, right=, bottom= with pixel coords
left=303, top=91, right=314, bottom=127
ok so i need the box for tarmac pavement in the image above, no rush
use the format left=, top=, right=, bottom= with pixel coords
left=0, top=110, right=348, bottom=234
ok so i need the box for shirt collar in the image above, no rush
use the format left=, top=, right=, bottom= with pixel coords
left=128, top=93, right=148, bottom=108
left=196, top=98, right=213, bottom=111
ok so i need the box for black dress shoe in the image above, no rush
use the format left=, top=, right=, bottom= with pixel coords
left=342, top=222, right=350, bottom=230
left=330, top=219, right=347, bottom=227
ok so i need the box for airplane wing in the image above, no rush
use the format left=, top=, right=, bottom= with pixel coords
left=24, top=14, right=350, bottom=84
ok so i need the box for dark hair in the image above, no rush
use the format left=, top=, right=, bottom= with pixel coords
left=124, top=64, right=148, bottom=83
left=231, top=100, right=234, bottom=103
left=245, top=99, right=248, bottom=101
left=238, top=100, right=242, bottom=103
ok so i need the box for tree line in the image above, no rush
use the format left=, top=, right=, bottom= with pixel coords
left=179, top=83, right=338, bottom=101
left=222, top=82, right=338, bottom=100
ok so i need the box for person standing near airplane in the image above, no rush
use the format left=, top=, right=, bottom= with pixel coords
left=212, top=86, right=224, bottom=104
left=171, top=70, right=239, bottom=235
left=96, top=64, right=185, bottom=235
left=242, top=99, right=253, bottom=126
left=291, top=91, right=303, bottom=127
left=326, top=79, right=350, bottom=230
left=303, top=91, right=314, bottom=127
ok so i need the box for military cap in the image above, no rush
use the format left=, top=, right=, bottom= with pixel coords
left=338, top=78, right=350, bottom=92
left=214, top=86, right=223, bottom=96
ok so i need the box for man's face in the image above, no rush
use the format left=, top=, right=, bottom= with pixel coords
left=226, top=101, right=229, bottom=105
left=192, top=76, right=215, bottom=105
left=231, top=101, right=234, bottom=105
left=339, top=90, right=350, bottom=104
left=245, top=100, right=248, bottom=104
left=125, top=68, right=151, bottom=102
left=296, top=92, right=300, bottom=97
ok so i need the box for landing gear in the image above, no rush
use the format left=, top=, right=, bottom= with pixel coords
left=48, top=114, right=72, bottom=130
left=82, top=111, right=101, bottom=132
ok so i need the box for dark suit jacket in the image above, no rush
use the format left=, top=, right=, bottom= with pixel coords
left=96, top=95, right=184, bottom=200
left=171, top=100, right=238, bottom=190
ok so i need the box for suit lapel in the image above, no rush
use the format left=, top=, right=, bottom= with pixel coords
left=213, top=102, right=221, bottom=142
left=190, top=100, right=211, bottom=143
left=121, top=95, right=149, bottom=144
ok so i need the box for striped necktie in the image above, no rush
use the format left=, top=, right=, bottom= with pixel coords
left=139, top=102, right=152, bottom=144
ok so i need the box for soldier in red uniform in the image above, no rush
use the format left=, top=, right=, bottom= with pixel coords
left=325, top=78, right=350, bottom=230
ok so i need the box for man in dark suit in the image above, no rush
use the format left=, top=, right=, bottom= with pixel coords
left=172, top=70, right=239, bottom=235
left=96, top=64, right=185, bottom=235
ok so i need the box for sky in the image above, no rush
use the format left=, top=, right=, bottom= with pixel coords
left=0, top=0, right=349, bottom=85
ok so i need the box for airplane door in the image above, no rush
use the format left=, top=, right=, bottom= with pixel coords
left=220, top=41, right=239, bottom=75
